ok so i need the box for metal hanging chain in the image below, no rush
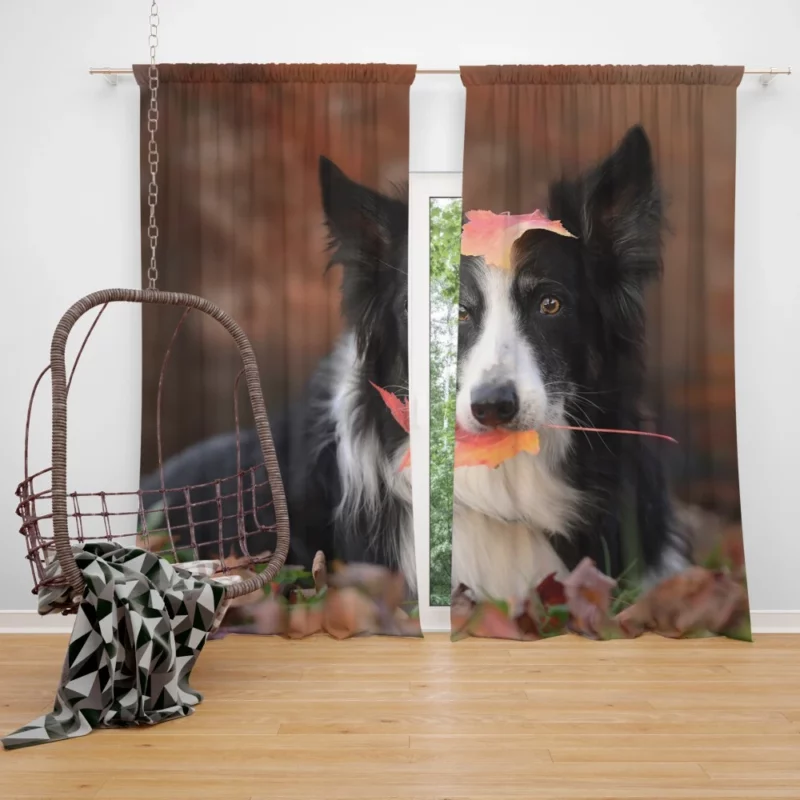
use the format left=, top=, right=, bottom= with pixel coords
left=146, top=1, right=160, bottom=290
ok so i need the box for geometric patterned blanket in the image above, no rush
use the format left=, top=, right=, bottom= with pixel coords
left=2, top=542, right=230, bottom=750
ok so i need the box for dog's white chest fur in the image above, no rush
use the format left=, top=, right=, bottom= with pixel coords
left=451, top=444, right=581, bottom=601
left=452, top=510, right=567, bottom=601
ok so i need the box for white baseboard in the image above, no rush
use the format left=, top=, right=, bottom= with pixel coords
left=748, top=610, right=800, bottom=634
left=1, top=609, right=798, bottom=635
left=0, top=611, right=74, bottom=634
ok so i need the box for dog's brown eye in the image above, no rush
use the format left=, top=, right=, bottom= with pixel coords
left=458, top=305, right=470, bottom=322
left=540, top=296, right=562, bottom=315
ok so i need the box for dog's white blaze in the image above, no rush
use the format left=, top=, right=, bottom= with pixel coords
left=456, top=266, right=548, bottom=434
left=453, top=261, right=582, bottom=601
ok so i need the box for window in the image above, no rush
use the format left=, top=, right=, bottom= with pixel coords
left=408, top=172, right=462, bottom=632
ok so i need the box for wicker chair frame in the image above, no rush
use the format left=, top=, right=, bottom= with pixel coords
left=16, top=288, right=290, bottom=610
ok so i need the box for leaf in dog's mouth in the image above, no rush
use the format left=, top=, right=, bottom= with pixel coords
left=453, top=426, right=540, bottom=469
left=371, top=383, right=539, bottom=471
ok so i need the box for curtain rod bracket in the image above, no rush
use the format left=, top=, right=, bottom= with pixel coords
left=91, top=68, right=119, bottom=86
left=760, top=66, right=791, bottom=87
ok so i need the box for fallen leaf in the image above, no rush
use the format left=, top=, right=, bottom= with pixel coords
left=461, top=209, right=576, bottom=270
left=535, top=572, right=567, bottom=606
left=521, top=582, right=569, bottom=638
left=468, top=602, right=527, bottom=641
left=450, top=584, right=477, bottom=637
left=287, top=604, right=323, bottom=639
left=563, top=557, right=618, bottom=639
left=312, top=550, right=328, bottom=592
left=616, top=566, right=748, bottom=639
left=322, top=586, right=377, bottom=640
left=328, top=562, right=410, bottom=635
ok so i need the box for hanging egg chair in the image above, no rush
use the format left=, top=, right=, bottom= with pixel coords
left=16, top=289, right=290, bottom=613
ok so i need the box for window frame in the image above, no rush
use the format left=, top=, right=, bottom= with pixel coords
left=408, top=170, right=463, bottom=632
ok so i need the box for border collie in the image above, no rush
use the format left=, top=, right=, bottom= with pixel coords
left=142, top=126, right=685, bottom=601
left=140, top=156, right=415, bottom=584
left=452, top=124, right=686, bottom=600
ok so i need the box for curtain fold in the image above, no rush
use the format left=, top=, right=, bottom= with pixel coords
left=450, top=64, right=750, bottom=643
left=134, top=63, right=420, bottom=640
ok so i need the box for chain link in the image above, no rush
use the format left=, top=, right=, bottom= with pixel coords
left=146, top=1, right=160, bottom=290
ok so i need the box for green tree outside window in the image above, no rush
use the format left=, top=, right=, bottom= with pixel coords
left=429, top=198, right=461, bottom=605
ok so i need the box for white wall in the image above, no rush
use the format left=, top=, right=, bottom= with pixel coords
left=1, top=0, right=798, bottom=617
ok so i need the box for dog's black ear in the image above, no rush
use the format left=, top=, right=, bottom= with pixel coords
left=319, top=155, right=407, bottom=271
left=318, top=156, right=408, bottom=358
left=581, top=125, right=662, bottom=287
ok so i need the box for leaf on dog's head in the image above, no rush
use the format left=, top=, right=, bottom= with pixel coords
left=461, top=209, right=576, bottom=270
left=454, top=427, right=540, bottom=469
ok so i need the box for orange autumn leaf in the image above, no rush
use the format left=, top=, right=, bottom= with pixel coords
left=461, top=209, right=576, bottom=270
left=454, top=427, right=540, bottom=469
left=370, top=381, right=410, bottom=432
left=399, top=427, right=539, bottom=471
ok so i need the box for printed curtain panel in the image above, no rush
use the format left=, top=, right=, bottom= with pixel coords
left=449, top=65, right=751, bottom=642
left=134, top=64, right=421, bottom=639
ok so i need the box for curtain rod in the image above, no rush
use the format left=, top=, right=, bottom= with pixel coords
left=89, top=67, right=792, bottom=74
left=90, top=65, right=792, bottom=86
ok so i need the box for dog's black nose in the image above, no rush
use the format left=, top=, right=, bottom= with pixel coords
left=470, top=383, right=519, bottom=428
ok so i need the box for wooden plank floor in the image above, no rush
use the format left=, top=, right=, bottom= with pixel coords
left=2, top=633, right=800, bottom=799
